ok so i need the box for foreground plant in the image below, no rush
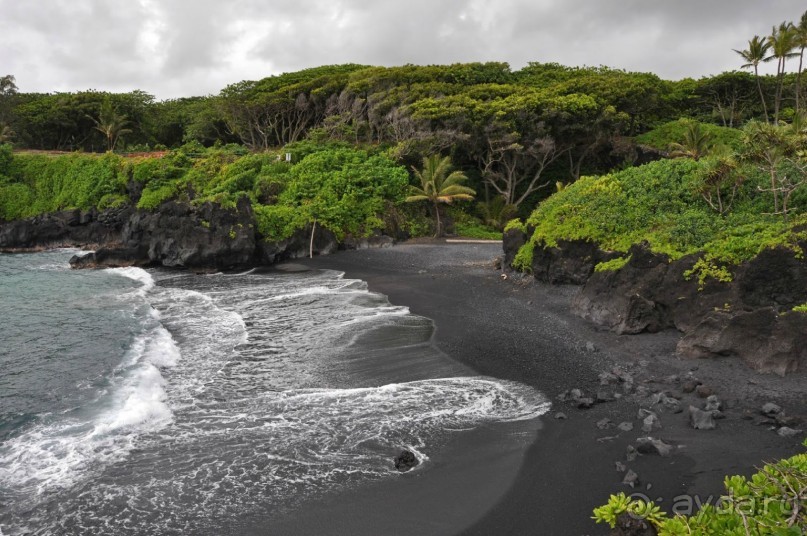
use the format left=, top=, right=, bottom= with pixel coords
left=593, top=440, right=807, bottom=535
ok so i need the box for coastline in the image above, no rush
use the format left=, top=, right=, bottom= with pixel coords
left=299, top=241, right=806, bottom=535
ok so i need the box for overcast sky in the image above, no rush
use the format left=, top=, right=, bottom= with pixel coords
left=2, top=0, right=805, bottom=100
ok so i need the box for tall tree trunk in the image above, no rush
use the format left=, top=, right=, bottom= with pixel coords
left=775, top=58, right=785, bottom=124
left=309, top=219, right=316, bottom=259
left=797, top=48, right=805, bottom=115
left=433, top=203, right=442, bottom=238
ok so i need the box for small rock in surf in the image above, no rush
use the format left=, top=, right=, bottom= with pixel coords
left=394, top=449, right=420, bottom=472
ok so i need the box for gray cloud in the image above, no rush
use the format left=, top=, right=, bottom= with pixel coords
left=0, top=0, right=804, bottom=99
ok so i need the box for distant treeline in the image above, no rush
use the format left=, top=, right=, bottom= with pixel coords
left=0, top=63, right=800, bottom=157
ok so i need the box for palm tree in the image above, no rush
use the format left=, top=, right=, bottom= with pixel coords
left=795, top=11, right=807, bottom=114
left=406, top=155, right=475, bottom=237
left=734, top=36, right=772, bottom=122
left=668, top=122, right=714, bottom=160
left=90, top=100, right=131, bottom=151
left=766, top=22, right=798, bottom=123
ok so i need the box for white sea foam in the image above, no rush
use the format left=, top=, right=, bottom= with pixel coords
left=1, top=265, right=551, bottom=535
left=105, top=267, right=155, bottom=294
left=94, top=364, right=173, bottom=434
left=143, top=325, right=181, bottom=368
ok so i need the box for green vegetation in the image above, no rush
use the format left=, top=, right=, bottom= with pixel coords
left=594, top=255, right=631, bottom=272
left=0, top=149, right=128, bottom=220
left=593, top=441, right=807, bottom=535
left=510, top=116, right=807, bottom=283
left=453, top=221, right=502, bottom=240
left=2, top=9, right=807, bottom=254
left=405, top=155, right=475, bottom=237
left=254, top=147, right=408, bottom=241
left=636, top=119, right=743, bottom=154
left=0, top=141, right=412, bottom=243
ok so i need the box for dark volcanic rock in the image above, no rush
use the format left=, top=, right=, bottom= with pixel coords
left=341, top=234, right=394, bottom=250
left=70, top=199, right=256, bottom=271
left=612, top=512, right=658, bottom=536
left=502, top=226, right=527, bottom=268
left=622, top=469, right=639, bottom=488
left=571, top=244, right=680, bottom=334
left=1, top=207, right=130, bottom=251
left=565, top=241, right=807, bottom=374
left=393, top=449, right=419, bottom=472
left=761, top=402, right=783, bottom=415
left=689, top=406, right=717, bottom=430
left=635, top=437, right=673, bottom=457
left=70, top=247, right=147, bottom=269
left=531, top=239, right=619, bottom=284
left=677, top=308, right=807, bottom=375
left=777, top=426, right=803, bottom=438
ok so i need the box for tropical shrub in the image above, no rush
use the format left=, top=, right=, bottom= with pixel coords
left=593, top=441, right=807, bottom=535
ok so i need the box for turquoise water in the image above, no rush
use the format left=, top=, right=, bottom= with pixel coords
left=0, top=251, right=150, bottom=440
left=0, top=251, right=549, bottom=535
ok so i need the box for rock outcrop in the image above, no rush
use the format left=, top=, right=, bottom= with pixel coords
left=0, top=207, right=131, bottom=251
left=254, top=224, right=338, bottom=265
left=69, top=199, right=256, bottom=270
left=502, top=233, right=807, bottom=374
left=501, top=231, right=618, bottom=283
left=1, top=199, right=396, bottom=271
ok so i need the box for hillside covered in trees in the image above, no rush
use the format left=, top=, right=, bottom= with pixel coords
left=2, top=12, right=807, bottom=246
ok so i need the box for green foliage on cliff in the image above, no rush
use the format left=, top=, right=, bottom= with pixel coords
left=0, top=143, right=411, bottom=243
left=593, top=441, right=807, bottom=535
left=522, top=158, right=714, bottom=255
left=0, top=151, right=128, bottom=220
left=594, top=255, right=631, bottom=272
left=512, top=119, right=807, bottom=281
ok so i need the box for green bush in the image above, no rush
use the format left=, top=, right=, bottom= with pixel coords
left=593, top=441, right=807, bottom=535
left=137, top=183, right=178, bottom=210
left=253, top=204, right=306, bottom=241
left=454, top=221, right=502, bottom=240
left=595, top=255, right=631, bottom=272
left=276, top=148, right=409, bottom=240
left=0, top=143, right=12, bottom=176
left=636, top=118, right=743, bottom=152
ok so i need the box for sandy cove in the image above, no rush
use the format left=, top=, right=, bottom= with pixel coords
left=288, top=241, right=806, bottom=536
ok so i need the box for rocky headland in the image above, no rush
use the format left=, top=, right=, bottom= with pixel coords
left=503, top=226, right=807, bottom=376
left=0, top=200, right=394, bottom=271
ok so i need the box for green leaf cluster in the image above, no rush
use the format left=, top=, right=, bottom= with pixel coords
left=593, top=443, right=807, bottom=535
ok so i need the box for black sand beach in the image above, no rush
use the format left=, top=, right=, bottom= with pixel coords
left=292, top=241, right=806, bottom=535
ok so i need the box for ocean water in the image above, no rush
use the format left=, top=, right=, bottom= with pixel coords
left=0, top=250, right=550, bottom=535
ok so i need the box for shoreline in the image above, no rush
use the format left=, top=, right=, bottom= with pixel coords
left=300, top=241, right=806, bottom=535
